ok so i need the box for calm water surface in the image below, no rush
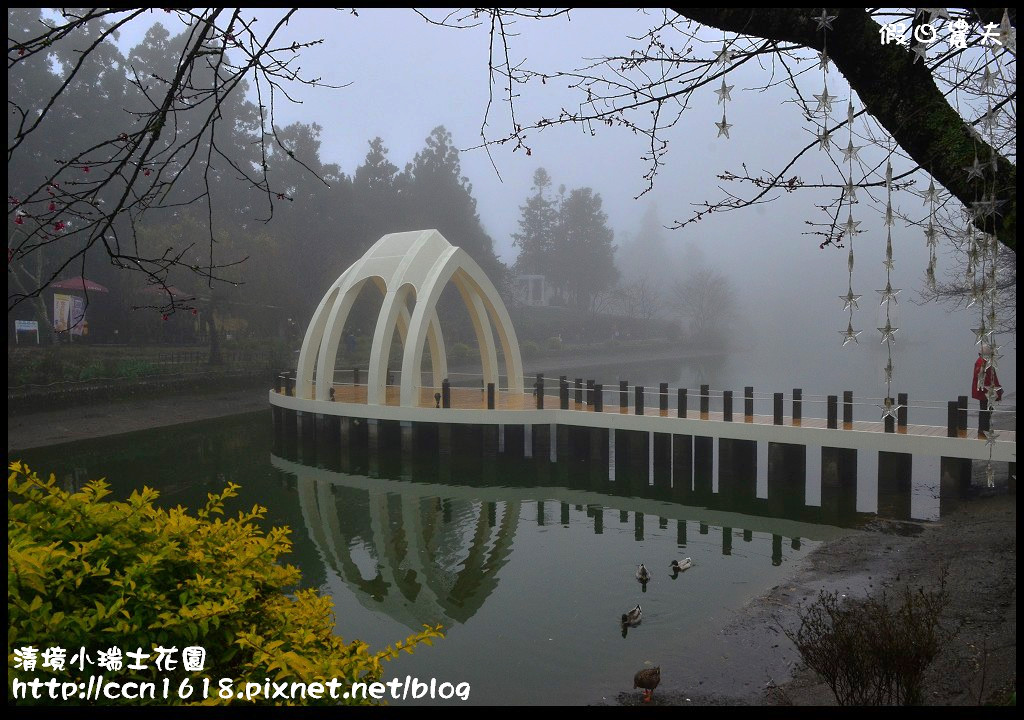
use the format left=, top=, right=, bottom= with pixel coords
left=14, top=407, right=889, bottom=705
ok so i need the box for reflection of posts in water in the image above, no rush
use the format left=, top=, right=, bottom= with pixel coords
left=677, top=519, right=687, bottom=547
left=772, top=534, right=783, bottom=566
left=699, top=522, right=709, bottom=535
left=877, top=451, right=912, bottom=520
left=718, top=438, right=756, bottom=511
left=589, top=428, right=609, bottom=490
left=587, top=504, right=604, bottom=534
left=722, top=526, right=732, bottom=556
left=743, top=529, right=752, bottom=542
left=634, top=511, right=644, bottom=542
left=561, top=502, right=570, bottom=526
left=537, top=500, right=545, bottom=527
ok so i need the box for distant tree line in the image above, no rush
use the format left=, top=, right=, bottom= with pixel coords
left=8, top=11, right=502, bottom=357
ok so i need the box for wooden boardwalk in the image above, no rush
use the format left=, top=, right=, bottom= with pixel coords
left=315, top=384, right=1009, bottom=445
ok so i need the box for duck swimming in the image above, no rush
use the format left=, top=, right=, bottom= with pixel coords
left=635, top=563, right=651, bottom=585
left=670, top=558, right=693, bottom=576
left=621, top=604, right=642, bottom=627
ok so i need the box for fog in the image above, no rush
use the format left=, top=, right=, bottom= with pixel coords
left=66, top=9, right=1021, bottom=404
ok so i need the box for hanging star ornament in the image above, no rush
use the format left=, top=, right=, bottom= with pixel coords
left=715, top=114, right=733, bottom=138
left=817, top=50, right=831, bottom=71
left=984, top=429, right=1001, bottom=448
left=813, top=85, right=837, bottom=114
left=839, top=288, right=861, bottom=311
left=714, top=42, right=736, bottom=66
left=840, top=321, right=861, bottom=347
left=880, top=397, right=901, bottom=421
left=813, top=9, right=837, bottom=31
left=876, top=281, right=901, bottom=305
left=841, top=140, right=862, bottom=163
left=842, top=213, right=861, bottom=237
left=979, top=66, right=997, bottom=92
left=997, top=9, right=1016, bottom=52
left=714, top=79, right=734, bottom=104
left=884, top=357, right=895, bottom=384
left=911, top=41, right=928, bottom=64
left=964, top=156, right=985, bottom=181
left=985, top=382, right=1003, bottom=405
left=884, top=202, right=896, bottom=227
left=923, top=223, right=939, bottom=247
left=971, top=321, right=992, bottom=344
left=842, top=179, right=858, bottom=202
left=877, top=319, right=898, bottom=343
left=917, top=179, right=940, bottom=205
left=817, top=128, right=833, bottom=151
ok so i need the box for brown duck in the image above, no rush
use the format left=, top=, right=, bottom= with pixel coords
left=633, top=666, right=660, bottom=703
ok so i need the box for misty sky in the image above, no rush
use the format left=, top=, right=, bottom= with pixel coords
left=109, top=8, right=1015, bottom=401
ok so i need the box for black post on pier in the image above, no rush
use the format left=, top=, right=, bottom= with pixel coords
left=586, top=379, right=595, bottom=408
left=487, top=382, right=495, bottom=410
left=898, top=393, right=908, bottom=429
left=827, top=395, right=838, bottom=429
left=620, top=381, right=629, bottom=411
left=575, top=378, right=583, bottom=406
left=442, top=378, right=451, bottom=408
left=744, top=386, right=754, bottom=420
left=793, top=389, right=802, bottom=422
left=594, top=384, right=604, bottom=412
left=884, top=398, right=896, bottom=433
left=560, top=378, right=569, bottom=410
left=536, top=374, right=544, bottom=410
left=353, top=368, right=360, bottom=386
left=700, top=384, right=710, bottom=415
left=635, top=386, right=645, bottom=415
left=843, top=391, right=853, bottom=425
left=678, top=388, right=687, bottom=418
left=957, top=395, right=968, bottom=436
left=773, top=393, right=783, bottom=425
left=723, top=390, right=733, bottom=422
left=659, top=383, right=669, bottom=414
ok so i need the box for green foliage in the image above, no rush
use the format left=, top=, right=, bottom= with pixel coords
left=113, top=358, right=159, bottom=379
left=785, top=577, right=949, bottom=705
left=7, top=462, right=443, bottom=706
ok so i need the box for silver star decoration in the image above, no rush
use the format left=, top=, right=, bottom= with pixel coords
left=840, top=321, right=861, bottom=346
left=877, top=319, right=898, bottom=344
left=715, top=79, right=734, bottom=104
left=884, top=203, right=895, bottom=227
left=883, top=358, right=895, bottom=384
left=971, top=321, right=991, bottom=344
left=847, top=248, right=855, bottom=272
left=923, top=223, right=939, bottom=247
left=997, top=9, right=1016, bottom=52
left=880, top=397, right=901, bottom=421
left=911, top=41, right=928, bottom=64
left=813, top=9, right=837, bottom=31
left=715, top=114, right=733, bottom=138
left=980, top=108, right=1000, bottom=134
left=842, top=179, right=858, bottom=202
left=916, top=8, right=950, bottom=21
left=841, top=141, right=862, bottom=163
left=876, top=281, right=901, bottom=305
left=964, top=122, right=982, bottom=141
left=842, top=213, right=861, bottom=237
left=984, top=429, right=1001, bottom=448
left=917, top=179, right=940, bottom=205
left=970, top=198, right=996, bottom=219
left=966, top=284, right=983, bottom=309
left=964, top=156, right=985, bottom=181
left=979, top=67, right=996, bottom=92
left=981, top=345, right=1002, bottom=372
left=882, top=252, right=895, bottom=272
left=839, top=288, right=861, bottom=311
left=817, top=128, right=833, bottom=151
left=817, top=50, right=831, bottom=71
left=846, top=102, right=856, bottom=126
left=885, top=162, right=893, bottom=188
left=925, top=264, right=936, bottom=291
left=714, top=43, right=736, bottom=66
left=813, top=85, right=837, bottom=114
left=985, top=382, right=1002, bottom=404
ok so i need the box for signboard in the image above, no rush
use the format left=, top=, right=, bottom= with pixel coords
left=53, top=293, right=72, bottom=333
left=14, top=320, right=39, bottom=344
left=70, top=295, right=86, bottom=336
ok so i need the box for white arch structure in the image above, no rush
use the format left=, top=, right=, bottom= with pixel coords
left=296, top=230, right=524, bottom=406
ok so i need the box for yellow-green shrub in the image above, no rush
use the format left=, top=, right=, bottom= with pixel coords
left=7, top=462, right=442, bottom=705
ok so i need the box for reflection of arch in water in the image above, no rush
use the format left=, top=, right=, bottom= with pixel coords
left=295, top=471, right=520, bottom=631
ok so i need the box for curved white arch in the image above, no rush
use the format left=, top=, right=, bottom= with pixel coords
left=295, top=230, right=522, bottom=407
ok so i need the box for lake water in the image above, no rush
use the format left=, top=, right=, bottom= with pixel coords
left=16, top=373, right=955, bottom=705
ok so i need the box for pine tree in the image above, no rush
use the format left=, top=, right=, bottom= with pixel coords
left=512, top=168, right=557, bottom=276
left=551, top=188, right=618, bottom=311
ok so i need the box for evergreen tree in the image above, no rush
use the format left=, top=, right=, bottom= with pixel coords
left=512, top=168, right=557, bottom=276
left=551, top=188, right=618, bottom=311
